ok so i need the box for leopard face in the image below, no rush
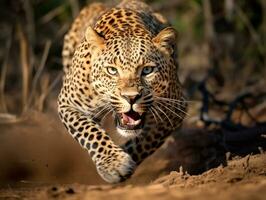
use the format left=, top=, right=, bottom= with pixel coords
left=87, top=26, right=179, bottom=138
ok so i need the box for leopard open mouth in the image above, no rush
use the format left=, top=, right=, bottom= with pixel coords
left=115, top=110, right=145, bottom=130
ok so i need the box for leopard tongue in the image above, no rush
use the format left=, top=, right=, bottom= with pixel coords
left=121, top=113, right=141, bottom=126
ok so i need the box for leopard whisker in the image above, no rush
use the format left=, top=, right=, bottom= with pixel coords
left=154, top=96, right=193, bottom=104
left=88, top=102, right=107, bottom=112
left=101, top=107, right=114, bottom=122
left=154, top=98, right=187, bottom=109
left=155, top=101, right=183, bottom=120
left=155, top=99, right=189, bottom=116
left=141, top=98, right=153, bottom=104
left=152, top=104, right=174, bottom=127
left=82, top=104, right=106, bottom=116
left=150, top=106, right=164, bottom=124
left=155, top=98, right=187, bottom=107
left=93, top=103, right=112, bottom=119
left=148, top=107, right=159, bottom=125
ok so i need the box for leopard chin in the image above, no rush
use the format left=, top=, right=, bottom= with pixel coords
left=116, top=128, right=142, bottom=138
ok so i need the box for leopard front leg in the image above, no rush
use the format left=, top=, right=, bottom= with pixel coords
left=122, top=127, right=171, bottom=165
left=58, top=105, right=136, bottom=183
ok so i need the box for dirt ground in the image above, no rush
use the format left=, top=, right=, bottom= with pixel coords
left=1, top=153, right=266, bottom=200
left=0, top=101, right=266, bottom=200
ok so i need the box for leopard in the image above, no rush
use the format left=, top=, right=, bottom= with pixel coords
left=58, top=0, right=187, bottom=183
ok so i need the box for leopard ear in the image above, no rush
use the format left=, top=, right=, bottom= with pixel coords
left=152, top=27, right=177, bottom=56
left=85, top=26, right=105, bottom=50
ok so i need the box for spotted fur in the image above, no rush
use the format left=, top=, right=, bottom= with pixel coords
left=58, top=0, right=187, bottom=183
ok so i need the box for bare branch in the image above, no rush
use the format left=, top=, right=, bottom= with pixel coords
left=17, top=23, right=31, bottom=114
left=40, top=4, right=66, bottom=24
left=27, top=40, right=51, bottom=109
left=0, top=28, right=12, bottom=113
left=69, top=0, right=80, bottom=18
left=23, top=0, right=35, bottom=45
left=203, top=0, right=215, bottom=42
left=235, top=4, right=264, bottom=57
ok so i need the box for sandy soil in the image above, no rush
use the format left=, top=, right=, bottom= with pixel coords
left=0, top=153, right=265, bottom=200
left=0, top=106, right=265, bottom=200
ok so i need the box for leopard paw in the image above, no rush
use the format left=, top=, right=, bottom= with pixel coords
left=95, top=151, right=136, bottom=183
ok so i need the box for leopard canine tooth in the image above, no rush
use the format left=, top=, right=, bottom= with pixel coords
left=127, top=119, right=141, bottom=126
left=133, top=119, right=141, bottom=125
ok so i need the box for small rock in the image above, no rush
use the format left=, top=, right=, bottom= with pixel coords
left=65, top=188, right=75, bottom=194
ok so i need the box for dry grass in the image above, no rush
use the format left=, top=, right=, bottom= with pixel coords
left=0, top=24, right=61, bottom=123
left=0, top=30, right=12, bottom=113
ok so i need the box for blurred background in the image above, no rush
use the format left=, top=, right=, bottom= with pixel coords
left=0, top=0, right=265, bottom=187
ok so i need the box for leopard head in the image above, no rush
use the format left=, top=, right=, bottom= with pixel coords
left=85, top=25, right=182, bottom=138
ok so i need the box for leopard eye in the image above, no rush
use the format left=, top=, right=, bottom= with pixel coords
left=142, top=66, right=156, bottom=76
left=106, top=66, right=118, bottom=76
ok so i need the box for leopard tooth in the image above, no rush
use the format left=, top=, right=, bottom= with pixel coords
left=136, top=119, right=141, bottom=125
left=132, top=119, right=141, bottom=125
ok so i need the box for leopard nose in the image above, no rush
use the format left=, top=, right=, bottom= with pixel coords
left=121, top=90, right=142, bottom=104
left=123, top=94, right=142, bottom=104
